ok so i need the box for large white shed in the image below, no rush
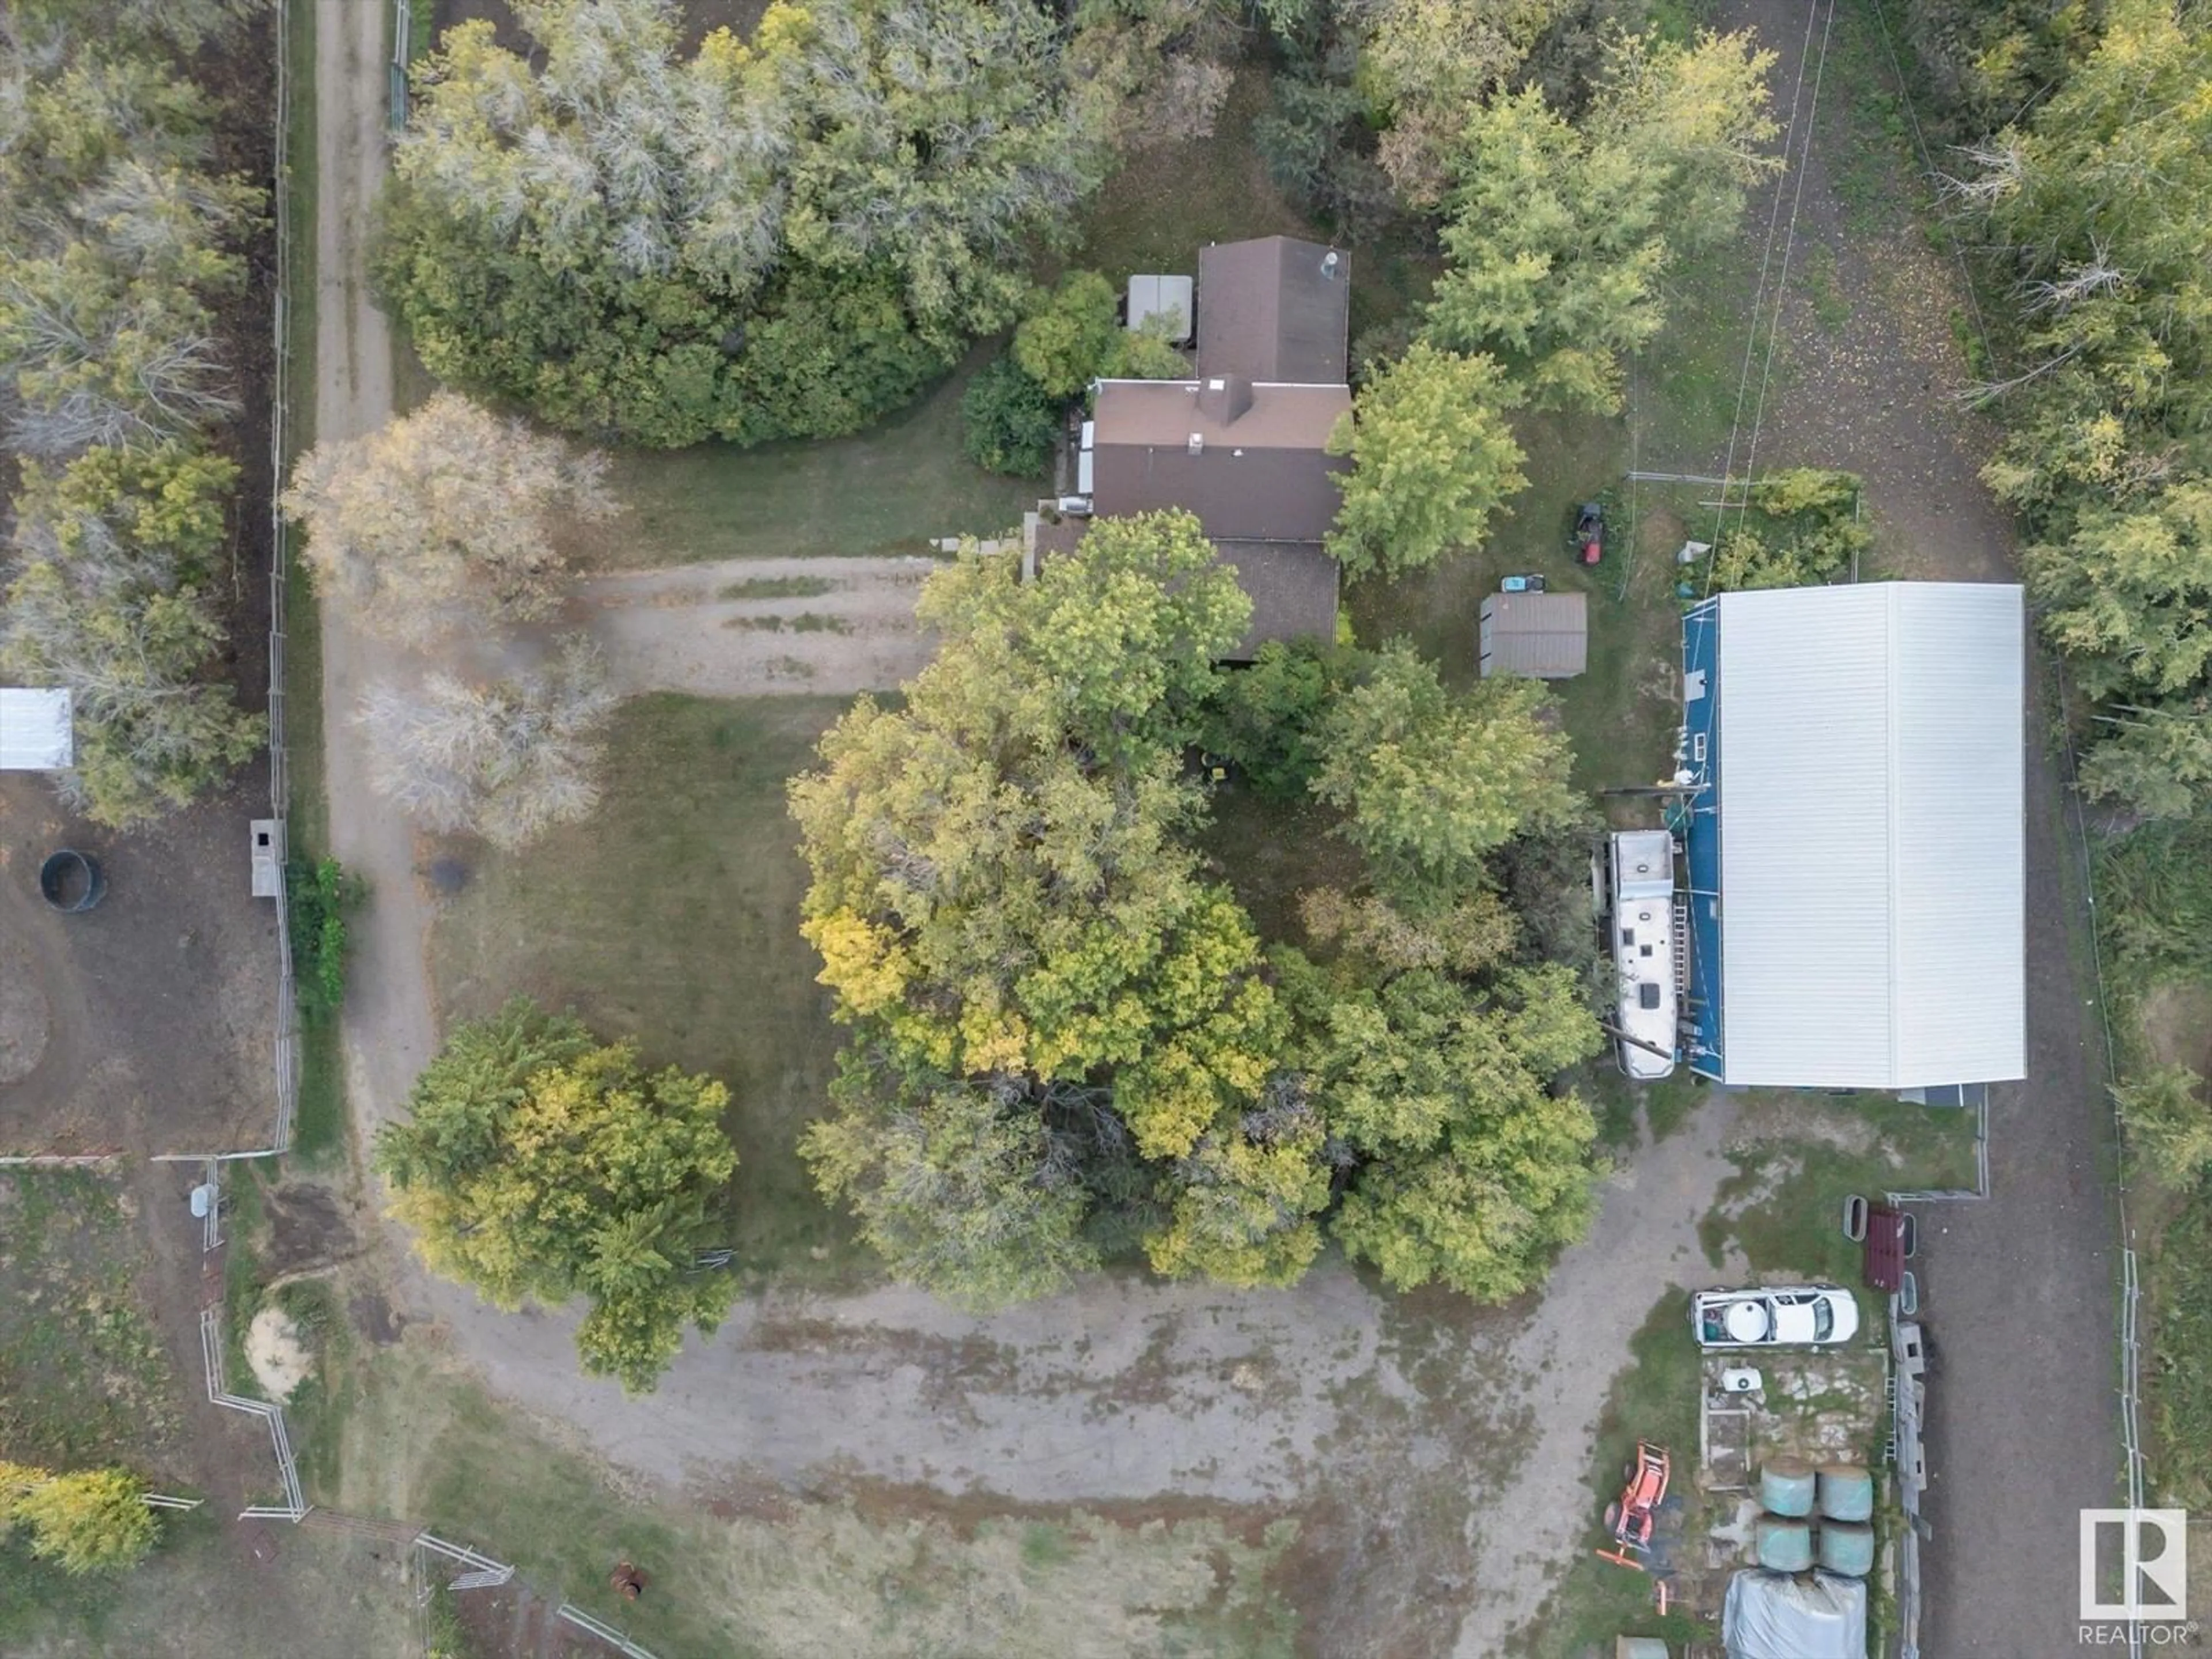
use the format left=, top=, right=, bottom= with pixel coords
left=1679, top=582, right=2026, bottom=1090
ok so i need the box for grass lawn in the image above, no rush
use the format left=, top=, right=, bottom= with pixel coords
left=1698, top=1093, right=1984, bottom=1297
left=333, top=1344, right=1299, bottom=1659
left=428, top=693, right=859, bottom=1279
left=587, top=343, right=1038, bottom=569
left=0, top=1511, right=413, bottom=1656
left=0, top=1172, right=180, bottom=1474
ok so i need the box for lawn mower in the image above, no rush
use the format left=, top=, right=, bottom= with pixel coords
left=1595, top=1440, right=1672, bottom=1569
left=1574, top=502, right=1605, bottom=566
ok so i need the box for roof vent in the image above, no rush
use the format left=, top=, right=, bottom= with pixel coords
left=1187, top=433, right=1204, bottom=455
left=1322, top=251, right=1340, bottom=279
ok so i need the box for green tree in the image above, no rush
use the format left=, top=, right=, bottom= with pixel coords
left=1, top=448, right=264, bottom=827
left=1310, top=643, right=1577, bottom=909
left=1326, top=343, right=1527, bottom=579
left=380, top=0, right=1108, bottom=448
left=2, top=1468, right=158, bottom=1574
left=1198, top=638, right=1342, bottom=798
left=1014, top=270, right=1122, bottom=397
left=791, top=531, right=1325, bottom=1296
left=2115, top=1064, right=2212, bottom=1188
left=801, top=1055, right=1100, bottom=1308
left=914, top=512, right=1250, bottom=766
left=1423, top=34, right=1775, bottom=411
left=960, top=354, right=1060, bottom=476
left=374, top=999, right=740, bottom=1392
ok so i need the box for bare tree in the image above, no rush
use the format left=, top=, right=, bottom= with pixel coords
left=282, top=392, right=617, bottom=646
left=357, top=634, right=620, bottom=850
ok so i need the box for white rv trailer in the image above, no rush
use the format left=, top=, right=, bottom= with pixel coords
left=1609, top=830, right=1680, bottom=1080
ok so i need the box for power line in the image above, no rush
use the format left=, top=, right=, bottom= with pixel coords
left=1736, top=0, right=1840, bottom=513
left=1705, top=0, right=1822, bottom=573
left=1702, top=0, right=1840, bottom=600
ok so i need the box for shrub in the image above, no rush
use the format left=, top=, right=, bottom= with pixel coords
left=286, top=856, right=363, bottom=1022
left=960, top=355, right=1060, bottom=477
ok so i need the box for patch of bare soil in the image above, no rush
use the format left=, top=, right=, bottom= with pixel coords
left=572, top=555, right=942, bottom=698
left=2139, top=980, right=2212, bottom=1080
left=0, top=774, right=276, bottom=1156
left=248, top=1304, right=316, bottom=1401
left=266, top=1181, right=358, bottom=1275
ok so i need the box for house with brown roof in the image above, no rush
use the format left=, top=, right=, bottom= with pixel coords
left=1044, top=235, right=1351, bottom=659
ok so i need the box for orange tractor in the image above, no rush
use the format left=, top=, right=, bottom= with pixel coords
left=1595, top=1441, right=1672, bottom=1570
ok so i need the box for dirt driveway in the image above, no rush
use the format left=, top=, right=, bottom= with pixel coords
left=1706, top=1, right=2123, bottom=1650
left=575, top=555, right=941, bottom=698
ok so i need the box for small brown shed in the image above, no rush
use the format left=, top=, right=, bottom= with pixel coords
left=1478, top=590, right=1588, bottom=679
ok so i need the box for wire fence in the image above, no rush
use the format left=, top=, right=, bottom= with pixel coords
left=196, top=1305, right=308, bottom=1521
left=557, top=1603, right=663, bottom=1659
left=260, top=0, right=302, bottom=1158
left=389, top=0, right=412, bottom=129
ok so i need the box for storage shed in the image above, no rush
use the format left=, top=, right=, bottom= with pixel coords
left=1126, top=274, right=1194, bottom=344
left=1479, top=591, right=1587, bottom=679
left=1679, top=582, right=2025, bottom=1091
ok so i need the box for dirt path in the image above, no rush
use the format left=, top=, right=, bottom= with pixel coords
left=575, top=555, right=940, bottom=698
left=1702, top=3, right=2123, bottom=1653
left=1446, top=1099, right=1745, bottom=1656
left=314, top=0, right=433, bottom=1154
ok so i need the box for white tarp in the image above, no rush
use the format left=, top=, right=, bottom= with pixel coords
left=0, top=688, right=73, bottom=770
left=1723, top=1569, right=1868, bottom=1659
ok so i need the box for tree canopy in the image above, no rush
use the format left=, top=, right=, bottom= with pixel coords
left=0, top=12, right=263, bottom=824
left=375, top=999, right=741, bottom=1392
left=378, top=0, right=1109, bottom=447
left=792, top=528, right=1604, bottom=1307
left=1311, top=643, right=1578, bottom=912
left=1327, top=343, right=1527, bottom=579
left=1951, top=0, right=2212, bottom=817
left=1423, top=32, right=1777, bottom=412
left=283, top=393, right=616, bottom=645
left=0, top=1464, right=158, bottom=1574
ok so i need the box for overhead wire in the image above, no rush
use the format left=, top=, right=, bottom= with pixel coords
left=1700, top=0, right=1840, bottom=601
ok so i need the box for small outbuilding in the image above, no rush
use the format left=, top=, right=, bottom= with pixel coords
left=0, top=688, right=73, bottom=771
left=1479, top=591, right=1587, bottom=679
left=1125, top=274, right=1194, bottom=344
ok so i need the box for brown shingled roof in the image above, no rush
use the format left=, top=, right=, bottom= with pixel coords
left=1089, top=378, right=1349, bottom=544
left=1196, top=236, right=1351, bottom=384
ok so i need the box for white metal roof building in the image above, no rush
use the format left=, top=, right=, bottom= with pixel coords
left=0, top=688, right=72, bottom=770
left=1678, top=583, right=2025, bottom=1090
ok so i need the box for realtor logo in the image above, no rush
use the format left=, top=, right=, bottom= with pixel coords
left=2081, top=1510, right=2188, bottom=1620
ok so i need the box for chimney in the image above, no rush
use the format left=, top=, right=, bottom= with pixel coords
left=1196, top=374, right=1253, bottom=426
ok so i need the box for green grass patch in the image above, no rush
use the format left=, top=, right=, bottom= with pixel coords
left=429, top=694, right=861, bottom=1281
left=1698, top=1096, right=1982, bottom=1290
left=2150, top=1180, right=2212, bottom=1509
left=721, top=612, right=854, bottom=635
left=0, top=1172, right=180, bottom=1470
left=1509, top=1293, right=1714, bottom=1659
left=219, top=1171, right=270, bottom=1402
left=718, top=574, right=838, bottom=601
left=589, top=344, right=1035, bottom=569
left=270, top=1279, right=351, bottom=1501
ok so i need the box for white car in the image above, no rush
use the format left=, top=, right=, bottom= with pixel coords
left=1691, top=1286, right=1859, bottom=1349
